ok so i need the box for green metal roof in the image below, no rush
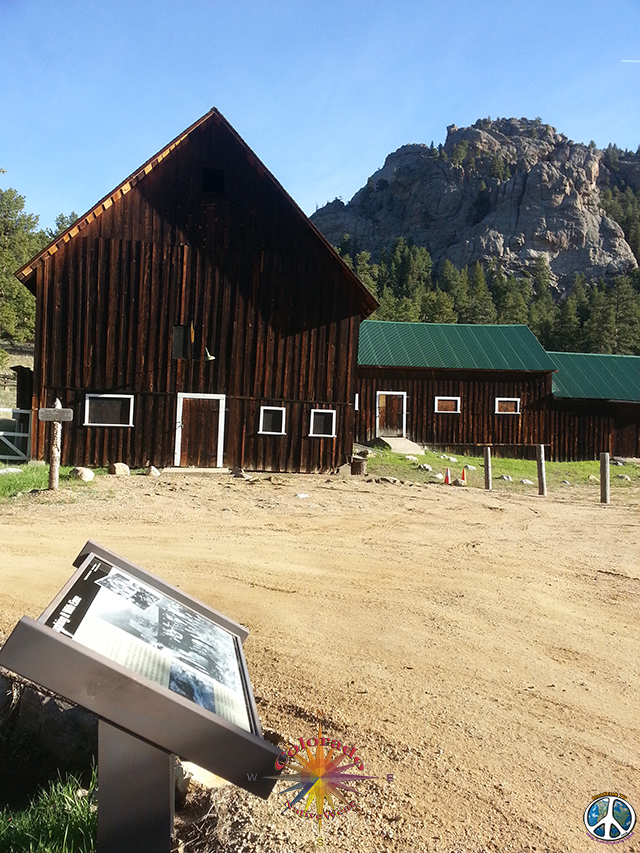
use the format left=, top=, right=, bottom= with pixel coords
left=549, top=352, right=640, bottom=402
left=358, top=321, right=557, bottom=371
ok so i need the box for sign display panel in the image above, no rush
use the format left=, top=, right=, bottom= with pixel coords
left=43, top=554, right=252, bottom=732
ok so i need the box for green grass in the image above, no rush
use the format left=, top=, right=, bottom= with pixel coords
left=0, top=464, right=107, bottom=500
left=365, top=447, right=640, bottom=493
left=0, top=770, right=97, bottom=853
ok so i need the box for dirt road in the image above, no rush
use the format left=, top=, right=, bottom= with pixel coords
left=1, top=473, right=638, bottom=852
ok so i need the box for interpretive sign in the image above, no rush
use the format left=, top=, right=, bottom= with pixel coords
left=0, top=541, right=281, bottom=853
left=38, top=407, right=74, bottom=422
left=42, top=553, right=252, bottom=730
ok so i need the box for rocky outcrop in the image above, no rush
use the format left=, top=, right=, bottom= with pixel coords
left=311, top=118, right=638, bottom=292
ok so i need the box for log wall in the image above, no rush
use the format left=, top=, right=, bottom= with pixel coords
left=356, top=368, right=640, bottom=461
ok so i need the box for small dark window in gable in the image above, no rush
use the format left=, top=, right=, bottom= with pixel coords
left=202, top=167, right=225, bottom=194
left=173, top=325, right=189, bottom=360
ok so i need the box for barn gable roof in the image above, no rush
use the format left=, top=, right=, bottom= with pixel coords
left=15, top=108, right=377, bottom=316
left=358, top=321, right=557, bottom=371
left=549, top=352, right=640, bottom=402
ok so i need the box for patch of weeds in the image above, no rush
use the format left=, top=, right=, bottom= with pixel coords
left=363, top=447, right=639, bottom=495
left=0, top=465, right=107, bottom=501
left=0, top=767, right=97, bottom=853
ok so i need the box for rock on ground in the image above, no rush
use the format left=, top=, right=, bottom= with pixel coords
left=108, top=462, right=130, bottom=476
left=70, top=467, right=94, bottom=482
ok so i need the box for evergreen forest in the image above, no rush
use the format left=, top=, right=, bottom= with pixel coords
left=337, top=233, right=640, bottom=355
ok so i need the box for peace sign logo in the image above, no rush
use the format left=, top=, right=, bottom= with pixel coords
left=584, top=794, right=636, bottom=842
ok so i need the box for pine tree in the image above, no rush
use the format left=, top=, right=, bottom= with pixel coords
left=439, top=260, right=470, bottom=321
left=420, top=288, right=457, bottom=323
left=610, top=275, right=640, bottom=354
left=467, top=262, right=497, bottom=323
left=354, top=251, right=378, bottom=299
left=584, top=284, right=616, bottom=353
left=528, top=257, right=557, bottom=346
left=499, top=276, right=529, bottom=324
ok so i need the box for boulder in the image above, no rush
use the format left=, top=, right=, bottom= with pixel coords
left=405, top=455, right=418, bottom=463
left=145, top=466, right=161, bottom=477
left=588, top=475, right=600, bottom=484
left=520, top=478, right=534, bottom=485
left=464, top=464, right=476, bottom=470
left=617, top=474, right=632, bottom=481
left=499, top=474, right=512, bottom=481
left=108, top=462, right=130, bottom=476
left=433, top=472, right=444, bottom=481
left=452, top=477, right=466, bottom=486
left=418, top=463, right=432, bottom=471
left=69, top=467, right=94, bottom=482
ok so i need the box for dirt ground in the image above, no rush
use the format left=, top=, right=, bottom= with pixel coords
left=0, top=472, right=638, bottom=853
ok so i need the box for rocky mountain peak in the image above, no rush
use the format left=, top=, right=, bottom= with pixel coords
left=311, top=117, right=638, bottom=292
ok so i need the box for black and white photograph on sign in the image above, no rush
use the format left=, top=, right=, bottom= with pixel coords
left=46, top=560, right=252, bottom=731
left=95, top=570, right=161, bottom=610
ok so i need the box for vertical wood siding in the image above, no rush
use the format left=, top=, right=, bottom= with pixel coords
left=30, top=116, right=365, bottom=472
left=356, top=368, right=639, bottom=460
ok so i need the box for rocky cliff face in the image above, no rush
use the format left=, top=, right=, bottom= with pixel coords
left=310, top=118, right=639, bottom=292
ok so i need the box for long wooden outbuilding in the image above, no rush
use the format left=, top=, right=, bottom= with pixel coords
left=547, top=351, right=640, bottom=459
left=15, top=109, right=377, bottom=472
left=355, top=321, right=640, bottom=460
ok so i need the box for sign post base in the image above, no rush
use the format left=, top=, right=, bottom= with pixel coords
left=98, top=721, right=175, bottom=853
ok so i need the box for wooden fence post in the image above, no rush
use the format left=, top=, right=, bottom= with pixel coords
left=483, top=447, right=492, bottom=491
left=48, top=399, right=62, bottom=491
left=600, top=452, right=610, bottom=504
left=536, top=444, right=547, bottom=496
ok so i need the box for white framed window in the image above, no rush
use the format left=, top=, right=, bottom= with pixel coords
left=495, top=397, right=521, bottom=414
left=84, top=394, right=134, bottom=427
left=259, top=406, right=286, bottom=435
left=309, top=409, right=336, bottom=438
left=434, top=396, right=460, bottom=414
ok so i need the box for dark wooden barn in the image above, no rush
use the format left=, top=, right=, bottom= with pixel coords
left=356, top=321, right=557, bottom=458
left=355, top=322, right=640, bottom=461
left=547, top=351, right=640, bottom=460
left=16, top=109, right=377, bottom=473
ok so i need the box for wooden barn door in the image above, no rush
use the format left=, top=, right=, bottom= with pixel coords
left=376, top=392, right=407, bottom=438
left=175, top=394, right=226, bottom=467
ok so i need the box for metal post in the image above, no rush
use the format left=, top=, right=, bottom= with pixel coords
left=536, top=444, right=547, bottom=496
left=483, top=447, right=492, bottom=491
left=98, top=721, right=175, bottom=853
left=48, top=398, right=62, bottom=491
left=600, top=452, right=610, bottom=504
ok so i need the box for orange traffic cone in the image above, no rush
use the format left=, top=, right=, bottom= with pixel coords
left=461, top=467, right=467, bottom=484
left=444, top=467, right=451, bottom=485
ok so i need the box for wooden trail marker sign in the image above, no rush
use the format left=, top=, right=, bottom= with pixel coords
left=0, top=541, right=281, bottom=853
left=38, top=400, right=73, bottom=490
left=38, top=407, right=74, bottom=422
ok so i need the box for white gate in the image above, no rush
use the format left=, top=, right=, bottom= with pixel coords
left=0, top=408, right=32, bottom=462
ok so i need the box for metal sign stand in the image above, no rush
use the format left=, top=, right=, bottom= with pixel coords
left=0, top=541, right=282, bottom=853
left=98, top=722, right=175, bottom=853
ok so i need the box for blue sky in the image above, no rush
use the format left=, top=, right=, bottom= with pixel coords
left=1, top=0, right=639, bottom=231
